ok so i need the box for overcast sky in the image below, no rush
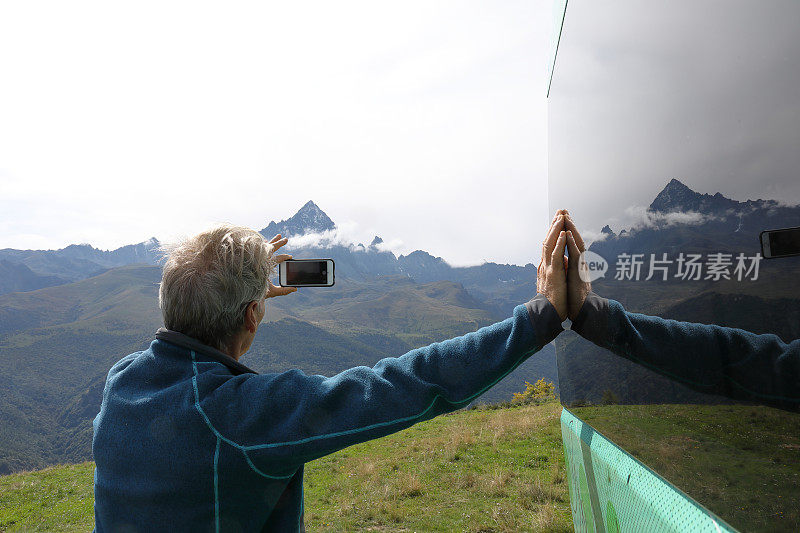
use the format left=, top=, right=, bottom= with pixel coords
left=0, top=1, right=553, bottom=267
left=549, top=0, right=800, bottom=243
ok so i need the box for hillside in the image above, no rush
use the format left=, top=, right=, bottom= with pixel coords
left=8, top=178, right=794, bottom=477
left=0, top=401, right=572, bottom=532
left=0, top=200, right=556, bottom=474
left=0, top=265, right=557, bottom=474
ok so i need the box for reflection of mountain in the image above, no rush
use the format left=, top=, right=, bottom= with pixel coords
left=558, top=179, right=800, bottom=406
left=590, top=178, right=800, bottom=261
left=649, top=178, right=779, bottom=214
left=0, top=203, right=554, bottom=474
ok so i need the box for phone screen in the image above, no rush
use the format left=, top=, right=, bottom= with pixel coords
left=768, top=227, right=800, bottom=257
left=285, top=260, right=329, bottom=285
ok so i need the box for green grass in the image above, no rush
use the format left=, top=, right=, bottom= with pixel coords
left=0, top=462, right=94, bottom=532
left=0, top=401, right=572, bottom=532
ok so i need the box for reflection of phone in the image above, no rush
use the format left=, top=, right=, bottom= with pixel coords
left=760, top=226, right=800, bottom=259
left=278, top=259, right=335, bottom=287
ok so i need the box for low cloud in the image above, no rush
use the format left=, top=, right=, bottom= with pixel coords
left=288, top=229, right=356, bottom=250
left=579, top=230, right=609, bottom=247
left=588, top=206, right=718, bottom=241
left=771, top=198, right=800, bottom=208
left=287, top=221, right=405, bottom=257
left=621, top=206, right=716, bottom=234
left=373, top=238, right=404, bottom=254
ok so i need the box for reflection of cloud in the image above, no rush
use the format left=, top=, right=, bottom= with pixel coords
left=549, top=1, right=800, bottom=246
left=580, top=230, right=609, bottom=246
left=622, top=206, right=717, bottom=233
left=772, top=198, right=800, bottom=208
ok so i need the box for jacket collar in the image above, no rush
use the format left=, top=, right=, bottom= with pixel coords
left=155, top=327, right=258, bottom=376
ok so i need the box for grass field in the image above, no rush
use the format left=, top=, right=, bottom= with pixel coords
left=0, top=400, right=572, bottom=532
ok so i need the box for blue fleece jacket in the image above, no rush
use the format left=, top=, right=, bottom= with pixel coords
left=571, top=292, right=800, bottom=412
left=92, top=294, right=564, bottom=532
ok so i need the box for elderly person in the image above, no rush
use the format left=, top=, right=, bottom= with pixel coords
left=92, top=218, right=570, bottom=532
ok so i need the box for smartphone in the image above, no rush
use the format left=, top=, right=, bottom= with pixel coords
left=278, top=259, right=335, bottom=287
left=760, top=226, right=800, bottom=259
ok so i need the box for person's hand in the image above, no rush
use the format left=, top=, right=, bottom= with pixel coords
left=537, top=212, right=568, bottom=321
left=266, top=234, right=298, bottom=298
left=563, top=212, right=592, bottom=320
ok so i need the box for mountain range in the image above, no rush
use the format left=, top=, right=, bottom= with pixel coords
left=0, top=263, right=556, bottom=474
left=0, top=201, right=550, bottom=474
left=0, top=201, right=536, bottom=312
left=3, top=179, right=794, bottom=298
left=0, top=238, right=161, bottom=293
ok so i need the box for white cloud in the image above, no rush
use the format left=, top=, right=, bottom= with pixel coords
left=620, top=206, right=716, bottom=234
left=770, top=198, right=800, bottom=209
left=374, top=239, right=405, bottom=255
left=0, top=0, right=551, bottom=267
left=548, top=1, right=800, bottom=241
left=580, top=230, right=609, bottom=247
left=286, top=220, right=409, bottom=258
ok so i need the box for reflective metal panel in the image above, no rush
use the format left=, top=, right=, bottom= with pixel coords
left=549, top=1, right=800, bottom=531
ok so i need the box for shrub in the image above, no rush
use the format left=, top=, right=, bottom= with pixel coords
left=511, top=378, right=556, bottom=405
left=600, top=388, right=620, bottom=405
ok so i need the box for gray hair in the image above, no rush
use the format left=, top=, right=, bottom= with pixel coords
left=158, top=224, right=276, bottom=350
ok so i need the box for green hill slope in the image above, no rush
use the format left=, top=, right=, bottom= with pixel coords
left=0, top=401, right=572, bottom=532
left=0, top=266, right=557, bottom=474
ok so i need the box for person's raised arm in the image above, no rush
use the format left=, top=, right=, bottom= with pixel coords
left=564, top=212, right=800, bottom=412
left=192, top=214, right=570, bottom=476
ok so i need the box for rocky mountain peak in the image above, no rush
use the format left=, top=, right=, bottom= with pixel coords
left=293, top=201, right=335, bottom=232
left=260, top=200, right=336, bottom=238
left=648, top=178, right=746, bottom=214
left=298, top=200, right=322, bottom=214
left=649, top=179, right=701, bottom=212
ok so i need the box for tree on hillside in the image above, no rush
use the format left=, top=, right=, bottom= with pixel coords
left=512, top=378, right=556, bottom=405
